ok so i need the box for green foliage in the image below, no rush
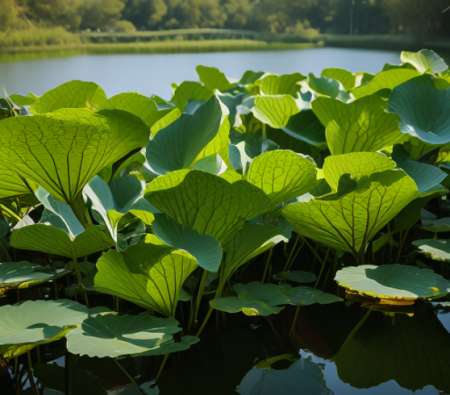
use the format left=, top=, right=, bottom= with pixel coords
left=2, top=49, right=450, bottom=393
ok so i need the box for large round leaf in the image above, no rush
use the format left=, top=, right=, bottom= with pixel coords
left=0, top=261, right=70, bottom=291
left=30, top=80, right=107, bottom=114
left=281, top=110, right=326, bottom=150
left=400, top=49, right=448, bottom=73
left=334, top=264, right=450, bottom=301
left=94, top=244, right=198, bottom=317
left=312, top=94, right=404, bottom=155
left=256, top=73, right=306, bottom=96
left=210, top=282, right=290, bottom=316
left=152, top=214, right=222, bottom=273
left=67, top=314, right=181, bottom=358
left=251, top=95, right=300, bottom=129
left=145, top=170, right=272, bottom=247
left=413, top=239, right=450, bottom=262
left=0, top=108, right=150, bottom=204
left=387, top=74, right=450, bottom=146
left=196, top=65, right=232, bottom=92
left=0, top=300, right=88, bottom=359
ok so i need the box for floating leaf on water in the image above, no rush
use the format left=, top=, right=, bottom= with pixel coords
left=413, top=239, right=450, bottom=261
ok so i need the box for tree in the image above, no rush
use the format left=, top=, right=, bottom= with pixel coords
left=24, top=0, right=84, bottom=30
left=81, top=0, right=125, bottom=30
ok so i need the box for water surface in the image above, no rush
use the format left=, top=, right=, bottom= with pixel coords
left=0, top=47, right=400, bottom=99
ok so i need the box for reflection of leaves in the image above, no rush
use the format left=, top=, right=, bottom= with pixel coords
left=158, top=327, right=266, bottom=395
left=335, top=312, right=450, bottom=393
left=238, top=357, right=332, bottom=395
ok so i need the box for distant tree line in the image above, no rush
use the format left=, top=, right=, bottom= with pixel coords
left=1, top=0, right=450, bottom=37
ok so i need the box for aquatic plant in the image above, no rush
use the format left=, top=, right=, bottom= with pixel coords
left=1, top=49, right=450, bottom=394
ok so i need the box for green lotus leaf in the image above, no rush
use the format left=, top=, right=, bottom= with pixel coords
left=210, top=282, right=290, bottom=316
left=0, top=261, right=70, bottom=291
left=36, top=187, right=85, bottom=238
left=0, top=108, right=150, bottom=204
left=352, top=69, right=421, bottom=99
left=135, top=335, right=199, bottom=357
left=9, top=94, right=36, bottom=107
left=30, top=80, right=107, bottom=114
left=145, top=170, right=271, bottom=247
left=146, top=96, right=224, bottom=175
left=421, top=217, right=450, bottom=233
left=0, top=299, right=88, bottom=359
left=239, top=70, right=265, bottom=86
left=94, top=244, right=198, bottom=317
left=281, top=110, right=326, bottom=149
left=251, top=95, right=300, bottom=129
left=387, top=74, right=450, bottom=146
left=151, top=108, right=182, bottom=137
left=84, top=175, right=159, bottom=242
left=196, top=65, right=232, bottom=92
left=307, top=73, right=350, bottom=102
left=171, top=81, right=213, bottom=112
left=66, top=314, right=181, bottom=358
left=99, top=92, right=171, bottom=127
left=281, top=285, right=343, bottom=306
left=335, top=264, right=450, bottom=301
left=238, top=357, right=332, bottom=395
left=223, top=224, right=287, bottom=284
left=311, top=94, right=404, bottom=155
left=401, top=49, right=448, bottom=73
left=11, top=223, right=115, bottom=258
left=244, top=150, right=319, bottom=206
left=335, top=312, right=450, bottom=393
left=256, top=73, right=306, bottom=96
left=152, top=214, right=222, bottom=273
left=321, top=68, right=356, bottom=91
left=275, top=271, right=317, bottom=284
left=283, top=153, right=418, bottom=255
left=322, top=152, right=396, bottom=191
left=392, top=148, right=447, bottom=195
left=413, top=239, right=450, bottom=261
left=0, top=164, right=38, bottom=199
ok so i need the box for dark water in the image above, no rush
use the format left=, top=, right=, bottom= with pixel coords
left=0, top=48, right=400, bottom=99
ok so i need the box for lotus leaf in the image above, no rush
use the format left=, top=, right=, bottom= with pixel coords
left=0, top=108, right=150, bottom=204
left=283, top=153, right=418, bottom=256
left=352, top=69, right=421, bottom=99
left=94, top=244, right=198, bottom=317
left=0, top=299, right=88, bottom=359
left=30, top=80, right=107, bottom=114
left=135, top=335, right=199, bottom=357
left=240, top=70, right=265, bottom=85
left=210, top=282, right=290, bottom=316
left=0, top=261, right=70, bottom=291
left=307, top=73, right=350, bottom=102
left=10, top=223, right=115, bottom=258
left=321, top=68, right=356, bottom=91
left=196, top=65, right=232, bottom=92
left=256, top=73, right=305, bottom=96
left=281, top=110, right=326, bottom=149
left=145, top=170, right=272, bottom=247
left=387, top=74, right=450, bottom=146
left=311, top=94, right=404, bottom=155
left=171, top=81, right=213, bottom=112
left=146, top=96, right=226, bottom=175
left=99, top=92, right=171, bottom=127
left=152, top=213, right=223, bottom=272
left=282, top=285, right=343, bottom=306
left=413, top=239, right=450, bottom=261
left=400, top=49, right=448, bottom=73
left=334, top=264, right=450, bottom=301
left=67, top=314, right=181, bottom=358
left=251, top=95, right=300, bottom=129
left=0, top=164, right=37, bottom=199
left=223, top=223, right=287, bottom=284
left=84, top=175, right=159, bottom=242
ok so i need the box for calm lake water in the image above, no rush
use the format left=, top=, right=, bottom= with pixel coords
left=0, top=47, right=401, bottom=99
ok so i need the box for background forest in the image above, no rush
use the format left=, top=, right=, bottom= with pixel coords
left=1, top=0, right=450, bottom=37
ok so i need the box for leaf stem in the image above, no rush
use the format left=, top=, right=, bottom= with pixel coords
left=156, top=354, right=170, bottom=381
left=288, top=305, right=301, bottom=339
left=115, top=360, right=146, bottom=395
left=330, top=308, right=372, bottom=362
left=71, top=253, right=89, bottom=308
left=314, top=248, right=331, bottom=289
left=69, top=194, right=89, bottom=229
left=27, top=351, right=39, bottom=395
left=261, top=246, right=274, bottom=284
left=194, top=269, right=209, bottom=326
left=283, top=235, right=300, bottom=272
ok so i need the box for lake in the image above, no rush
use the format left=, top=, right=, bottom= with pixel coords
left=0, top=47, right=401, bottom=99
